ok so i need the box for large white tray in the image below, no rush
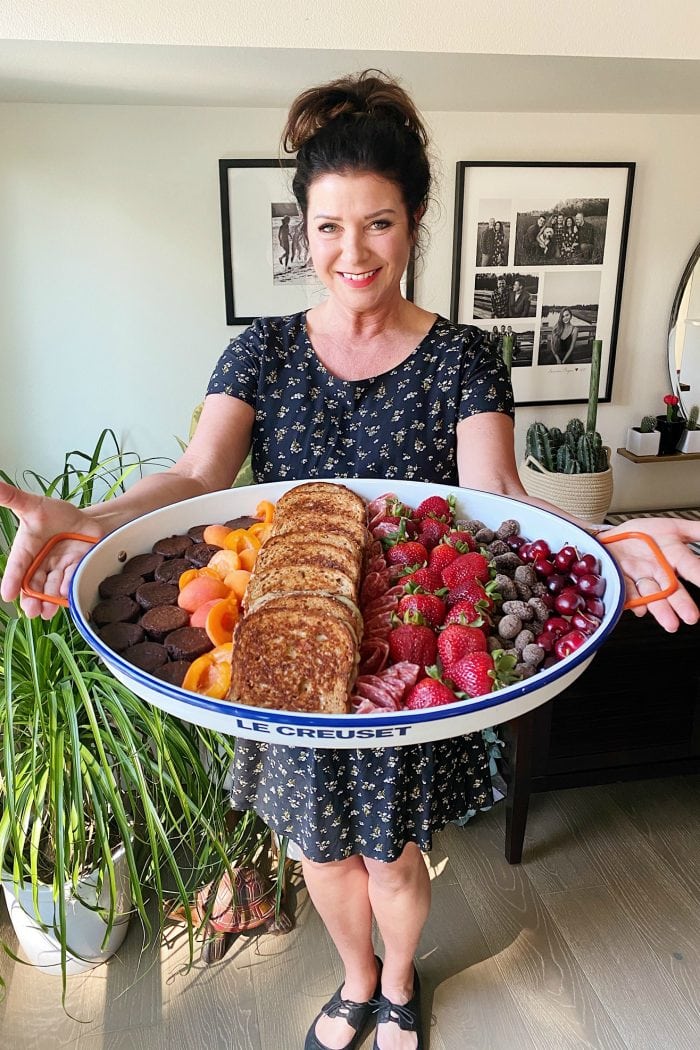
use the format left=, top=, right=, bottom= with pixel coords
left=69, top=479, right=625, bottom=748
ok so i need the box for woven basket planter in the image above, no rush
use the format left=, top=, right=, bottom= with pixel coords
left=518, top=449, right=613, bottom=522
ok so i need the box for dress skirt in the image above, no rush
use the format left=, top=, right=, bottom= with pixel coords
left=229, top=735, right=493, bottom=863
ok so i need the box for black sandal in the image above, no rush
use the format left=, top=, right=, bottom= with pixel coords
left=304, top=956, right=383, bottom=1050
left=372, top=965, right=423, bottom=1050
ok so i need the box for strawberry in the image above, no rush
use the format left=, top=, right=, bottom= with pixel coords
left=445, top=530, right=477, bottom=551
left=444, top=598, right=486, bottom=628
left=371, top=517, right=405, bottom=541
left=446, top=651, right=495, bottom=698
left=401, top=566, right=444, bottom=593
left=417, top=518, right=451, bottom=549
left=428, top=544, right=460, bottom=573
left=388, top=624, right=437, bottom=669
left=397, top=593, right=446, bottom=629
left=437, top=624, right=487, bottom=668
left=441, top=552, right=490, bottom=588
left=404, top=677, right=458, bottom=710
left=445, top=577, right=496, bottom=612
left=414, top=495, right=454, bottom=522
left=385, top=540, right=428, bottom=569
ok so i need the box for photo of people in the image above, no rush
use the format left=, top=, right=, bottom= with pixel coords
left=271, top=203, right=314, bottom=285
left=514, top=198, right=609, bottom=267
left=537, top=271, right=601, bottom=366
left=475, top=200, right=511, bottom=267
left=484, top=323, right=535, bottom=368
left=473, top=272, right=539, bottom=320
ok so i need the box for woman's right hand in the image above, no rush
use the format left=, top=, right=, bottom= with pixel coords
left=0, top=480, right=105, bottom=619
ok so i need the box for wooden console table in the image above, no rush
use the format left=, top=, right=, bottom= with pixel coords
left=501, top=512, right=700, bottom=864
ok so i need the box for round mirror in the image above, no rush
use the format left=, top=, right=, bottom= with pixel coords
left=668, top=241, right=700, bottom=419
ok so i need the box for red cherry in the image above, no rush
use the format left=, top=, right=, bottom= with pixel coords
left=533, top=556, right=555, bottom=578
left=576, top=573, right=606, bottom=598
left=585, top=596, right=606, bottom=617
left=546, top=573, right=569, bottom=595
left=571, top=611, right=602, bottom=635
left=535, top=631, right=556, bottom=652
left=554, top=589, right=585, bottom=615
left=506, top=534, right=526, bottom=551
left=554, top=629, right=589, bottom=659
left=553, top=545, right=578, bottom=572
left=571, top=554, right=599, bottom=576
left=530, top=538, right=551, bottom=559
left=518, top=542, right=534, bottom=561
left=543, top=615, right=570, bottom=638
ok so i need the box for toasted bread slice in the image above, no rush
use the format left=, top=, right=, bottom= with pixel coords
left=275, top=482, right=367, bottom=526
left=245, top=563, right=358, bottom=609
left=270, top=513, right=368, bottom=551
left=254, top=535, right=362, bottom=588
left=246, top=591, right=363, bottom=646
left=228, top=608, right=356, bottom=713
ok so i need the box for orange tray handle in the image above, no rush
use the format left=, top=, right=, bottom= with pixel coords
left=599, top=530, right=679, bottom=609
left=21, top=532, right=98, bottom=608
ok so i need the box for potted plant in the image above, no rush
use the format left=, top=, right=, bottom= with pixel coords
left=625, top=414, right=661, bottom=456
left=0, top=431, right=269, bottom=1000
left=519, top=339, right=613, bottom=521
left=676, top=404, right=700, bottom=453
left=656, top=394, right=685, bottom=455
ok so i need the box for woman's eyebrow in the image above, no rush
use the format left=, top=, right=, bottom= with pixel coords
left=312, top=208, right=399, bottom=220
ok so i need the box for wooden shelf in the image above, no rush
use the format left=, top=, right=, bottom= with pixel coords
left=616, top=447, right=700, bottom=463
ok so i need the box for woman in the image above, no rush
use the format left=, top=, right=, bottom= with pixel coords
left=492, top=220, right=506, bottom=266
left=536, top=224, right=554, bottom=258
left=2, top=72, right=700, bottom=1050
left=549, top=306, right=576, bottom=364
left=560, top=215, right=578, bottom=261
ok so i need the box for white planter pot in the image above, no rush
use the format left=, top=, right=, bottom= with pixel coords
left=1, top=845, right=132, bottom=976
left=676, top=428, right=700, bottom=453
left=625, top=427, right=660, bottom=456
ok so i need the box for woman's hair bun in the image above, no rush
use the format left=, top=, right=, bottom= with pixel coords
left=282, top=69, right=427, bottom=154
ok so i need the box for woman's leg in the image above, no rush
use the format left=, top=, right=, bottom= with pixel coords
left=364, top=843, right=431, bottom=1048
left=302, top=853, right=379, bottom=1049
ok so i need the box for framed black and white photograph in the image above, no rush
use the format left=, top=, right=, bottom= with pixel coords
left=220, top=159, right=415, bottom=325
left=450, top=161, right=635, bottom=406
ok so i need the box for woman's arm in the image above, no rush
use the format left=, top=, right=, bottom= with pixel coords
left=456, top=413, right=700, bottom=631
left=0, top=394, right=254, bottom=617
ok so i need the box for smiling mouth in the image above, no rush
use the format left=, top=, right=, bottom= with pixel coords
left=339, top=268, right=380, bottom=281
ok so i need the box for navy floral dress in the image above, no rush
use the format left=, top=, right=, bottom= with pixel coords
left=206, top=311, right=514, bottom=863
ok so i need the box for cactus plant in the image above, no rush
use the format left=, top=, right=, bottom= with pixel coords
left=525, top=418, right=609, bottom=474
left=639, top=414, right=657, bottom=433
left=687, top=405, right=699, bottom=431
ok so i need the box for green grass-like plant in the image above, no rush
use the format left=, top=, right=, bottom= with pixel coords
left=0, top=430, right=269, bottom=1005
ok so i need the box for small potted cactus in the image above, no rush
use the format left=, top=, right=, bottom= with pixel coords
left=625, top=413, right=661, bottom=456
left=676, top=404, right=700, bottom=453
left=519, top=417, right=613, bottom=521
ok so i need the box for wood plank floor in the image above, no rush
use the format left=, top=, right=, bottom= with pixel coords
left=1, top=775, right=699, bottom=1050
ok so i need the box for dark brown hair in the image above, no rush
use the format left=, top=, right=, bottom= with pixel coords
left=281, top=69, right=431, bottom=239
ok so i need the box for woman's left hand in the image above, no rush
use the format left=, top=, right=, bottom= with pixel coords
left=602, top=517, right=700, bottom=631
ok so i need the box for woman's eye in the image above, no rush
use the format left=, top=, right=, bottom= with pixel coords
left=370, top=220, right=391, bottom=231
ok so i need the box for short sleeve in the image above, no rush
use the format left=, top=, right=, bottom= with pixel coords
left=205, top=319, right=265, bottom=407
left=458, top=326, right=515, bottom=421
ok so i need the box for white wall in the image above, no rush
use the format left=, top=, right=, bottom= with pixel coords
left=1, top=101, right=700, bottom=511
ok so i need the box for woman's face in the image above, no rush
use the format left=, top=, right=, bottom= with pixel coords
left=305, top=172, right=412, bottom=313
left=565, top=216, right=574, bottom=230
left=495, top=221, right=503, bottom=233
left=561, top=309, right=572, bottom=324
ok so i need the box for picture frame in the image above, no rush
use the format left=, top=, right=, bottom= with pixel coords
left=219, top=159, right=415, bottom=325
left=450, top=162, right=635, bottom=407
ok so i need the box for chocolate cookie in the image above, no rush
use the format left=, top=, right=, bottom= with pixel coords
left=98, top=572, right=144, bottom=600
left=135, top=581, right=179, bottom=610
left=121, top=642, right=168, bottom=672
left=92, top=595, right=140, bottom=626
left=152, top=660, right=192, bottom=687
left=154, top=556, right=190, bottom=584
left=152, top=534, right=193, bottom=558
left=98, top=621, right=145, bottom=652
left=185, top=543, right=221, bottom=568
left=164, top=627, right=213, bottom=662
left=140, top=605, right=189, bottom=642
left=122, top=552, right=165, bottom=579
left=187, top=523, right=210, bottom=543
left=224, top=516, right=261, bottom=530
